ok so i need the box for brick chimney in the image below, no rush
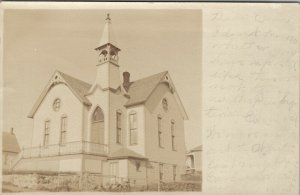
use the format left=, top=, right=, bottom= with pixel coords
left=123, top=71, right=130, bottom=92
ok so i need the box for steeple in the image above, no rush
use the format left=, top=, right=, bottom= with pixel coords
left=93, top=14, right=121, bottom=90
left=95, top=14, right=121, bottom=65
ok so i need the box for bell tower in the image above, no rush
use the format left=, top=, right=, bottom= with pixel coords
left=94, top=14, right=121, bottom=90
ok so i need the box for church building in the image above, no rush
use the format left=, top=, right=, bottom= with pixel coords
left=13, top=14, right=188, bottom=186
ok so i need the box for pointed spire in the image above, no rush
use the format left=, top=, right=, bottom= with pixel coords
left=95, top=13, right=119, bottom=50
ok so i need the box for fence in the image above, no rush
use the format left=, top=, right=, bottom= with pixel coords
left=2, top=170, right=201, bottom=192
left=21, top=141, right=108, bottom=158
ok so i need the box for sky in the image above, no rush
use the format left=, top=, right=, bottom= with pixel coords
left=3, top=9, right=202, bottom=150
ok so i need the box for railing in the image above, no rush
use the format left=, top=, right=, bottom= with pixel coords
left=22, top=141, right=108, bottom=158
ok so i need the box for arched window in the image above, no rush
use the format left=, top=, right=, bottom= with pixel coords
left=100, top=50, right=108, bottom=56
left=92, top=107, right=104, bottom=122
left=162, top=98, right=168, bottom=112
left=91, top=106, right=104, bottom=144
left=53, top=98, right=61, bottom=111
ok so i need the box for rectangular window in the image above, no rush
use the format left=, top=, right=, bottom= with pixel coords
left=60, top=116, right=67, bottom=145
left=44, top=120, right=50, bottom=146
left=129, top=113, right=137, bottom=145
left=110, top=162, right=119, bottom=184
left=173, top=165, right=177, bottom=181
left=171, top=121, right=176, bottom=150
left=158, top=116, right=163, bottom=147
left=116, top=112, right=122, bottom=144
left=159, top=163, right=163, bottom=181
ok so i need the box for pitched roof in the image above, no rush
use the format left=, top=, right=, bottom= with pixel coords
left=108, top=148, right=148, bottom=160
left=3, top=132, right=21, bottom=153
left=125, top=71, right=168, bottom=107
left=28, top=71, right=92, bottom=118
left=28, top=70, right=188, bottom=120
left=57, top=71, right=92, bottom=105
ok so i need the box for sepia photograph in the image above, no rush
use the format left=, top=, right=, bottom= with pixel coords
left=1, top=7, right=202, bottom=192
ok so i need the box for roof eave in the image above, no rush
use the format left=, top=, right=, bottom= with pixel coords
left=124, top=100, right=146, bottom=108
left=108, top=156, right=148, bottom=160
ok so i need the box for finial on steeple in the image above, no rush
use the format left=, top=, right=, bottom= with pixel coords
left=106, top=13, right=111, bottom=21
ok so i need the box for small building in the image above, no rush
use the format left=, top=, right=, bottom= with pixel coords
left=2, top=129, right=21, bottom=172
left=186, top=145, right=202, bottom=173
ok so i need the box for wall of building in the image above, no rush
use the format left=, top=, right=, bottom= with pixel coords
left=2, top=152, right=18, bottom=171
left=83, top=154, right=107, bottom=173
left=127, top=159, right=147, bottom=186
left=144, top=83, right=187, bottom=167
left=32, top=83, right=84, bottom=147
left=193, top=151, right=202, bottom=171
left=146, top=161, right=185, bottom=183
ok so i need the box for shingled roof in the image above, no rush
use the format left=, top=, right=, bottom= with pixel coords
left=124, top=71, right=168, bottom=107
left=28, top=70, right=188, bottom=119
left=108, top=148, right=147, bottom=160
left=57, top=71, right=92, bottom=105
left=3, top=132, right=21, bottom=153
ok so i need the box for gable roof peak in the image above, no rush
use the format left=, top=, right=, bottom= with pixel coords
left=28, top=71, right=92, bottom=118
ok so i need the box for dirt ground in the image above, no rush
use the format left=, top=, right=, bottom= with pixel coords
left=2, top=182, right=37, bottom=193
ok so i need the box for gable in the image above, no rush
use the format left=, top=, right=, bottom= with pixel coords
left=125, top=72, right=188, bottom=120
left=145, top=82, right=185, bottom=120
left=28, top=71, right=92, bottom=118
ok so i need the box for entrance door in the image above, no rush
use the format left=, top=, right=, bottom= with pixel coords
left=91, top=107, right=104, bottom=144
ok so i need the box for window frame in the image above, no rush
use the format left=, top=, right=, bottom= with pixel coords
left=158, top=115, right=163, bottom=148
left=60, top=115, right=67, bottom=146
left=171, top=120, right=176, bottom=151
left=129, top=111, right=138, bottom=145
left=116, top=110, right=122, bottom=144
left=44, top=120, right=50, bottom=147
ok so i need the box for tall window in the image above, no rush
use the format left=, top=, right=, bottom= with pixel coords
left=60, top=116, right=67, bottom=145
left=159, top=163, right=163, bottom=181
left=116, top=111, right=122, bottom=144
left=158, top=115, right=163, bottom=147
left=129, top=112, right=137, bottom=145
left=44, top=120, right=50, bottom=146
left=171, top=120, right=176, bottom=150
left=173, top=165, right=177, bottom=181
